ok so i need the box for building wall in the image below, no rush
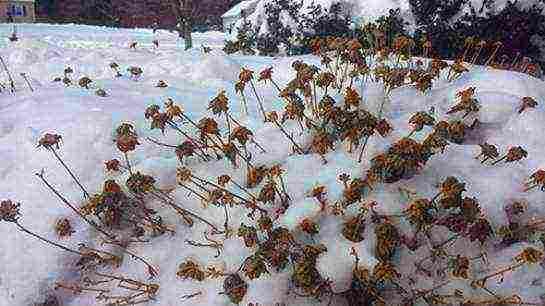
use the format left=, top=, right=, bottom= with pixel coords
left=1, top=1, right=35, bottom=23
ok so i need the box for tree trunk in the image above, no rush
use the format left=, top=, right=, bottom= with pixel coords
left=182, top=0, right=193, bottom=50
left=169, top=0, right=193, bottom=50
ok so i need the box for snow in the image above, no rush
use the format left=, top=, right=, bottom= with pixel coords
left=222, top=0, right=261, bottom=18
left=1, top=22, right=545, bottom=306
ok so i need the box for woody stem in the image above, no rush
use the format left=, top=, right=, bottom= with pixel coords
left=50, top=148, right=90, bottom=199
left=150, top=189, right=220, bottom=233
left=273, top=121, right=304, bottom=154
left=15, top=222, right=87, bottom=256
left=249, top=80, right=267, bottom=122
left=35, top=171, right=115, bottom=239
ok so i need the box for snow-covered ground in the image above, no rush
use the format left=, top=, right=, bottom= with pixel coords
left=1, top=23, right=545, bottom=306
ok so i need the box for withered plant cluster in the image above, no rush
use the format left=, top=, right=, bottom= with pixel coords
left=3, top=29, right=545, bottom=306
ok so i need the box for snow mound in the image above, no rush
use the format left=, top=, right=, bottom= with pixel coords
left=8, top=48, right=39, bottom=66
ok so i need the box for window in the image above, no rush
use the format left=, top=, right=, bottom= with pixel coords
left=10, top=4, right=26, bottom=17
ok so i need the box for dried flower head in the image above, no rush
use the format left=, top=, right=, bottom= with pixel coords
left=223, top=274, right=247, bottom=304
left=37, top=133, right=63, bottom=150
left=55, top=218, right=75, bottom=238
left=0, top=199, right=21, bottom=222
left=104, top=159, right=121, bottom=172
left=177, top=260, right=206, bottom=281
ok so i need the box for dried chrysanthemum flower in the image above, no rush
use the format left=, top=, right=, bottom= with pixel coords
left=408, top=111, right=436, bottom=136
left=175, top=141, right=196, bottom=163
left=515, top=247, right=543, bottom=264
left=54, top=218, right=75, bottom=238
left=37, top=133, right=63, bottom=150
left=468, top=218, right=493, bottom=244
left=492, top=146, right=528, bottom=165
left=95, top=88, right=108, bottom=97
left=405, top=198, right=435, bottom=232
left=231, top=126, right=253, bottom=146
left=239, top=68, right=254, bottom=83
left=128, top=66, right=143, bottom=78
left=237, top=223, right=258, bottom=248
left=177, top=260, right=206, bottom=281
left=257, top=214, right=273, bottom=232
left=258, top=67, right=273, bottom=82
left=197, top=118, right=220, bottom=136
left=373, top=261, right=399, bottom=283
left=300, top=218, right=319, bottom=236
left=342, top=215, right=366, bottom=242
left=375, top=119, right=393, bottom=137
left=344, top=88, right=361, bottom=109
left=518, top=97, right=538, bottom=114
left=209, top=90, right=229, bottom=115
left=176, top=167, right=192, bottom=183
left=156, top=80, right=168, bottom=88
left=104, top=159, right=121, bottom=172
left=525, top=169, right=545, bottom=192
left=223, top=274, right=247, bottom=304
left=450, top=255, right=471, bottom=279
left=0, top=199, right=21, bottom=222
left=78, top=77, right=92, bottom=89
left=165, top=99, right=183, bottom=118
left=375, top=221, right=400, bottom=261
left=243, top=255, right=269, bottom=280
left=126, top=172, right=156, bottom=194
left=475, top=142, right=499, bottom=163
left=448, top=87, right=480, bottom=118
left=116, top=133, right=140, bottom=153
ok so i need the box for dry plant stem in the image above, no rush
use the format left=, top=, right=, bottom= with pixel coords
left=230, top=179, right=260, bottom=203
left=270, top=78, right=282, bottom=93
left=188, top=175, right=267, bottom=213
left=181, top=291, right=202, bottom=300
left=103, top=241, right=157, bottom=277
left=177, top=113, right=225, bottom=158
left=145, top=137, right=208, bottom=162
left=491, top=155, right=507, bottom=165
left=358, top=90, right=388, bottom=163
left=35, top=171, right=115, bottom=239
left=124, top=152, right=133, bottom=176
left=462, top=46, right=472, bottom=62
left=249, top=80, right=267, bottom=121
left=474, top=261, right=525, bottom=288
left=150, top=189, right=220, bottom=233
left=226, top=114, right=266, bottom=152
left=511, top=53, right=521, bottom=69
left=0, top=56, right=16, bottom=93
left=166, top=121, right=210, bottom=160
left=272, top=121, right=304, bottom=154
left=239, top=91, right=249, bottom=115
left=50, top=148, right=90, bottom=199
left=471, top=47, right=483, bottom=65
left=485, top=46, right=501, bottom=66
left=15, top=222, right=87, bottom=256
left=21, top=74, right=34, bottom=91
left=55, top=282, right=110, bottom=294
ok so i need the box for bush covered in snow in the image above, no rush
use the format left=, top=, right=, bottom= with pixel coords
left=226, top=0, right=545, bottom=70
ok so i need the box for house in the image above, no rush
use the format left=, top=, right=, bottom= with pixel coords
left=1, top=0, right=35, bottom=23
left=221, top=0, right=259, bottom=33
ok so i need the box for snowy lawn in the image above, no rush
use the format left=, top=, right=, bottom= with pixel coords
left=1, top=24, right=545, bottom=306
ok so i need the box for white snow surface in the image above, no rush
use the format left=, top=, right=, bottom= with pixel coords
left=1, top=23, right=545, bottom=306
